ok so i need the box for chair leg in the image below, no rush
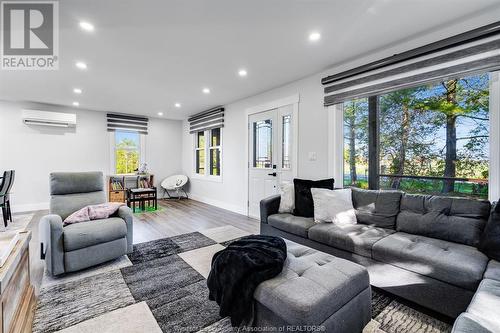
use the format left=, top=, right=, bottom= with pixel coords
left=7, top=201, right=12, bottom=221
left=1, top=207, right=7, bottom=227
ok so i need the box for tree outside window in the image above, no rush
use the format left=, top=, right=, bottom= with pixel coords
left=115, top=131, right=140, bottom=174
left=344, top=73, right=490, bottom=199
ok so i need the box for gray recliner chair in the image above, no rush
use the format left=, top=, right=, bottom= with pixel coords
left=40, top=171, right=133, bottom=276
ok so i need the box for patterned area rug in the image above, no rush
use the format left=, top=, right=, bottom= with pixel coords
left=32, top=227, right=453, bottom=333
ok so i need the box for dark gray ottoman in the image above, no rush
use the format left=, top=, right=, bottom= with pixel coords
left=253, top=240, right=371, bottom=333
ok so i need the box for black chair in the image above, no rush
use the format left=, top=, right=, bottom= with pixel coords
left=0, top=170, right=15, bottom=227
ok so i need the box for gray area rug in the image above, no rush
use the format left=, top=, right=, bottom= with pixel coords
left=32, top=270, right=135, bottom=333
left=33, top=231, right=452, bottom=333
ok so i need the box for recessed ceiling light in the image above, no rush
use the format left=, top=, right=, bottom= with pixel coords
left=72, top=102, right=80, bottom=107
left=75, top=61, right=87, bottom=70
left=73, top=88, right=82, bottom=94
left=157, top=112, right=164, bottom=116
left=79, top=21, right=95, bottom=32
left=174, top=103, right=181, bottom=108
left=308, top=32, right=321, bottom=42
left=202, top=88, right=210, bottom=94
left=238, top=69, right=248, bottom=77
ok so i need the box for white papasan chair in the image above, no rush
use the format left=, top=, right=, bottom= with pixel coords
left=161, top=175, right=189, bottom=199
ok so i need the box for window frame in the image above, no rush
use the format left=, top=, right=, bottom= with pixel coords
left=328, top=71, right=500, bottom=201
left=194, top=131, right=206, bottom=176
left=109, top=130, right=146, bottom=175
left=192, top=128, right=223, bottom=182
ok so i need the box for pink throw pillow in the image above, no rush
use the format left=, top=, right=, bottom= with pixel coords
left=63, top=202, right=125, bottom=226
left=64, top=206, right=91, bottom=225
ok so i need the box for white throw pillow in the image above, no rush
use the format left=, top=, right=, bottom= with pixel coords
left=278, top=183, right=295, bottom=213
left=311, top=188, right=357, bottom=224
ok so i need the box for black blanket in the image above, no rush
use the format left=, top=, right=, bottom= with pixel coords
left=207, top=235, right=287, bottom=327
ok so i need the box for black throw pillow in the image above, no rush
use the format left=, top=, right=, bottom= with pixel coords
left=479, top=202, right=500, bottom=261
left=293, top=178, right=334, bottom=217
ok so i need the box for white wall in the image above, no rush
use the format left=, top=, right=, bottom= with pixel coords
left=0, top=100, right=183, bottom=212
left=181, top=10, right=500, bottom=215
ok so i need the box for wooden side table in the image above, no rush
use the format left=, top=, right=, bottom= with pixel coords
left=0, top=231, right=35, bottom=333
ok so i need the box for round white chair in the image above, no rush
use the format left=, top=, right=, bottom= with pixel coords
left=160, top=175, right=189, bottom=199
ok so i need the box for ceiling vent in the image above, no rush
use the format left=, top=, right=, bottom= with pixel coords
left=22, top=110, right=77, bottom=128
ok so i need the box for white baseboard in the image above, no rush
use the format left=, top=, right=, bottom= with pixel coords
left=188, top=193, right=247, bottom=216
left=11, top=202, right=49, bottom=213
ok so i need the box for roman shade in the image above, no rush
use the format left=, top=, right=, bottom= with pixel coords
left=322, top=21, right=500, bottom=106
left=188, top=106, right=224, bottom=134
left=107, top=113, right=148, bottom=135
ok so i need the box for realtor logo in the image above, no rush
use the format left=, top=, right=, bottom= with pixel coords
left=1, top=1, right=59, bottom=70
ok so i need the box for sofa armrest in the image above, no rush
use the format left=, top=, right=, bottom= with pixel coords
left=117, top=205, right=133, bottom=253
left=260, top=194, right=281, bottom=224
left=39, top=214, right=65, bottom=276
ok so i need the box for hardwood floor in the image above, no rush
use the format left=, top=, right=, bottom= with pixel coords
left=23, top=199, right=260, bottom=295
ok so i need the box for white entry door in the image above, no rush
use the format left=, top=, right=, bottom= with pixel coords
left=248, top=105, right=295, bottom=218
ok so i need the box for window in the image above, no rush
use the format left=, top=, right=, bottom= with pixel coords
left=209, top=128, right=221, bottom=176
left=343, top=73, right=491, bottom=199
left=343, top=98, right=369, bottom=188
left=195, top=131, right=205, bottom=175
left=114, top=131, right=141, bottom=174
left=282, top=115, right=291, bottom=169
left=253, top=119, right=272, bottom=168
left=194, top=128, right=222, bottom=178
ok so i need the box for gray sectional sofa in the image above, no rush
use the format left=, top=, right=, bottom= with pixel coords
left=260, top=188, right=500, bottom=332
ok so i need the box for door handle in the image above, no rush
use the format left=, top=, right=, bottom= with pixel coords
left=268, top=172, right=277, bottom=177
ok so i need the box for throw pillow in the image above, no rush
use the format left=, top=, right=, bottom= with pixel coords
left=479, top=203, right=500, bottom=261
left=64, top=206, right=91, bottom=225
left=293, top=178, right=334, bottom=217
left=63, top=202, right=125, bottom=226
left=311, top=188, right=357, bottom=224
left=278, top=182, right=295, bottom=213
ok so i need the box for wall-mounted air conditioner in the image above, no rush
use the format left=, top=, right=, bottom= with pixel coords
left=22, top=110, right=77, bottom=128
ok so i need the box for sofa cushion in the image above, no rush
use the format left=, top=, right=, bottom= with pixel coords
left=479, top=203, right=500, bottom=261
left=63, top=217, right=127, bottom=251
left=254, top=240, right=370, bottom=325
left=465, top=279, right=500, bottom=331
left=397, top=194, right=490, bottom=247
left=452, top=313, right=497, bottom=333
left=308, top=223, right=395, bottom=258
left=351, top=188, right=402, bottom=229
left=293, top=178, right=334, bottom=217
left=372, top=232, right=488, bottom=290
left=268, top=213, right=316, bottom=238
left=484, top=260, right=500, bottom=281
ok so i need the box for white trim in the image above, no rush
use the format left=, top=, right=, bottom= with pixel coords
left=11, top=202, right=49, bottom=213
left=489, top=71, right=500, bottom=201
left=246, top=94, right=300, bottom=115
left=188, top=194, right=247, bottom=215
left=140, top=134, right=146, bottom=165
left=327, top=103, right=344, bottom=187
left=244, top=94, right=300, bottom=217
left=109, top=131, right=115, bottom=174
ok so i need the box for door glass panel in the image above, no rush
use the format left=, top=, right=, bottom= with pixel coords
left=282, top=115, right=291, bottom=169
left=253, top=119, right=272, bottom=168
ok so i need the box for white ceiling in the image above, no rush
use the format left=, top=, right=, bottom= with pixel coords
left=1, top=0, right=500, bottom=119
